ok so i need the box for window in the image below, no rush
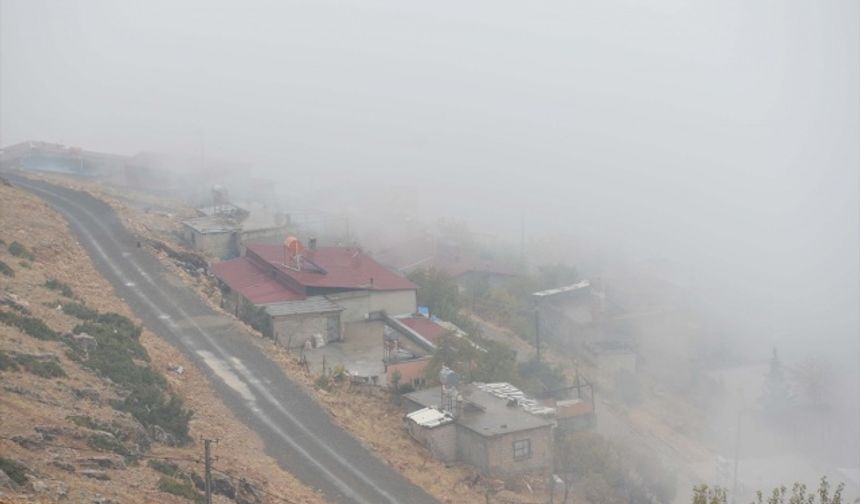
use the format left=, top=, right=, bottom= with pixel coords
left=512, top=439, right=531, bottom=460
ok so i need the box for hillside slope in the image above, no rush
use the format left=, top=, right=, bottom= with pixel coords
left=0, top=179, right=327, bottom=504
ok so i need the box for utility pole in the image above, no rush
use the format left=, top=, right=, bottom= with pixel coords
left=731, top=389, right=744, bottom=504
left=203, top=438, right=214, bottom=504
left=534, top=306, right=541, bottom=362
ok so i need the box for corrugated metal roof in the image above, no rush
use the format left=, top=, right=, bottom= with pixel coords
left=248, top=244, right=417, bottom=291
left=211, top=257, right=305, bottom=304
left=264, top=296, right=343, bottom=317
left=406, top=407, right=454, bottom=428
left=532, top=280, right=591, bottom=298
left=397, top=316, right=447, bottom=343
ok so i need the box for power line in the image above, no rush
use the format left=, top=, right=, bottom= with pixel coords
left=0, top=435, right=304, bottom=504
left=0, top=435, right=200, bottom=464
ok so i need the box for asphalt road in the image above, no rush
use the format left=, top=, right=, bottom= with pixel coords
left=8, top=174, right=438, bottom=504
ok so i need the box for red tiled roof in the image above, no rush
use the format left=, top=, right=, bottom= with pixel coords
left=248, top=244, right=417, bottom=291
left=399, top=316, right=448, bottom=343
left=210, top=257, right=306, bottom=304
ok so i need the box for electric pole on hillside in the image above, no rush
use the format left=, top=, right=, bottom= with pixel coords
left=203, top=438, right=217, bottom=504
left=534, top=305, right=541, bottom=362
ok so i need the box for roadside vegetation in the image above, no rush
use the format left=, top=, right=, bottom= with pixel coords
left=11, top=353, right=66, bottom=378
left=69, top=312, right=193, bottom=444
left=0, top=456, right=30, bottom=486
left=158, top=476, right=205, bottom=503
left=148, top=459, right=180, bottom=477
left=45, top=278, right=75, bottom=298
left=60, top=300, right=99, bottom=320
left=7, top=241, right=34, bottom=260
left=0, top=259, right=14, bottom=277
left=0, top=310, right=60, bottom=340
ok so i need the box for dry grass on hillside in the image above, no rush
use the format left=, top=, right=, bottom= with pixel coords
left=13, top=173, right=553, bottom=504
left=0, top=180, right=327, bottom=504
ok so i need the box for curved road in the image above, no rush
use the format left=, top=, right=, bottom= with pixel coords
left=8, top=174, right=438, bottom=504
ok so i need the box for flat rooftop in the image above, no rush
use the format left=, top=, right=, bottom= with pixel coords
left=404, top=384, right=553, bottom=437
left=183, top=215, right=239, bottom=234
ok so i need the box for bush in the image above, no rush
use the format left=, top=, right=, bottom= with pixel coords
left=692, top=477, right=847, bottom=504
left=45, top=278, right=74, bottom=298
left=0, top=311, right=59, bottom=340
left=87, top=434, right=136, bottom=460
left=73, top=319, right=148, bottom=362
left=97, top=312, right=142, bottom=338
left=0, top=351, right=20, bottom=371
left=314, top=374, right=332, bottom=391
left=0, top=457, right=29, bottom=486
left=68, top=415, right=114, bottom=432
left=8, top=241, right=34, bottom=260
left=518, top=357, right=567, bottom=396
left=158, top=477, right=205, bottom=503
left=72, top=312, right=192, bottom=444
left=0, top=260, right=13, bottom=277
left=148, top=459, right=180, bottom=477
left=61, top=301, right=99, bottom=320
left=331, top=364, right=348, bottom=383
left=15, top=354, right=66, bottom=378
left=121, top=386, right=192, bottom=443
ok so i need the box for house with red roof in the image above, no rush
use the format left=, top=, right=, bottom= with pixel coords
left=372, top=236, right=520, bottom=291
left=211, top=240, right=417, bottom=347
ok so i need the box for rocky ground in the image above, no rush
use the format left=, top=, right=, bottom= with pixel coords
left=0, top=178, right=327, bottom=504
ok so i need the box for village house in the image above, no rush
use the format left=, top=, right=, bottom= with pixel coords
left=0, top=140, right=126, bottom=177
left=402, top=381, right=556, bottom=479
left=382, top=313, right=452, bottom=389
left=181, top=187, right=290, bottom=260
left=210, top=238, right=417, bottom=349
left=373, top=235, right=520, bottom=290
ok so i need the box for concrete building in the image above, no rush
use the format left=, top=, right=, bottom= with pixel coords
left=182, top=193, right=289, bottom=260
left=403, top=382, right=556, bottom=479
left=1, top=140, right=126, bottom=177
left=211, top=240, right=417, bottom=349
left=181, top=215, right=289, bottom=260
left=182, top=216, right=241, bottom=260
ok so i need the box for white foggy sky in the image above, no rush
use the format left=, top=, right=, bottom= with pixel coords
left=1, top=0, right=858, bottom=360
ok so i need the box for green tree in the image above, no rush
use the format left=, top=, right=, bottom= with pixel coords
left=424, top=331, right=478, bottom=382
left=408, top=267, right=463, bottom=322
left=471, top=340, right=517, bottom=384
left=518, top=356, right=567, bottom=396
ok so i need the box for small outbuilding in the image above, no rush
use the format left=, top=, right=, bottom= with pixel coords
left=402, top=383, right=555, bottom=479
